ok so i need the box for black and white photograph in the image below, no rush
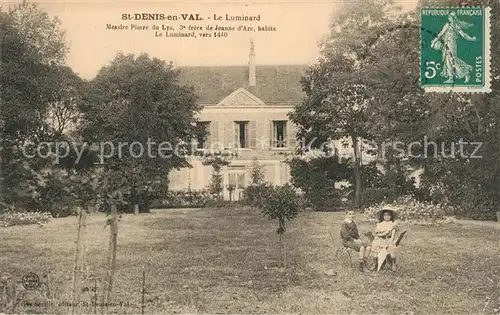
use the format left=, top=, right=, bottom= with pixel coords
left=0, top=0, right=499, bottom=314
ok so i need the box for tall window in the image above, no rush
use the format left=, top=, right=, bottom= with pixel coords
left=235, top=121, right=249, bottom=148
left=196, top=121, right=210, bottom=149
left=272, top=121, right=287, bottom=148
left=237, top=173, right=246, bottom=188
left=228, top=173, right=246, bottom=189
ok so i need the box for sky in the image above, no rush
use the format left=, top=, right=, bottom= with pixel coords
left=6, top=0, right=418, bottom=79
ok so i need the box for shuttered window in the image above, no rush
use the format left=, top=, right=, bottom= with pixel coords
left=209, top=121, right=219, bottom=150
left=286, top=121, right=296, bottom=149
left=224, top=121, right=233, bottom=149
left=249, top=121, right=256, bottom=148
left=234, top=121, right=251, bottom=148
left=237, top=173, right=246, bottom=188
left=272, top=121, right=287, bottom=148
left=196, top=121, right=210, bottom=149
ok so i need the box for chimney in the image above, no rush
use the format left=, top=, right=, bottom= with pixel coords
left=248, top=38, right=256, bottom=86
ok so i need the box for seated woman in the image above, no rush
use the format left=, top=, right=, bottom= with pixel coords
left=340, top=210, right=372, bottom=271
left=369, top=206, right=399, bottom=271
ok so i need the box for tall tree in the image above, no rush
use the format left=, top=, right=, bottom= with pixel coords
left=361, top=0, right=500, bottom=219
left=7, top=1, right=69, bottom=65
left=290, top=0, right=400, bottom=208
left=0, top=4, right=74, bottom=208
left=79, top=53, right=202, bottom=212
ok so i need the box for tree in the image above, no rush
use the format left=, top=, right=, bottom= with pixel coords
left=261, top=184, right=302, bottom=268
left=79, top=53, right=201, bottom=213
left=360, top=0, right=500, bottom=219
left=202, top=152, right=230, bottom=201
left=7, top=1, right=69, bottom=65
left=68, top=173, right=99, bottom=314
left=0, top=4, right=75, bottom=209
left=249, top=157, right=265, bottom=185
left=288, top=150, right=352, bottom=211
left=242, top=158, right=273, bottom=209
left=289, top=0, right=400, bottom=209
left=44, top=66, right=84, bottom=139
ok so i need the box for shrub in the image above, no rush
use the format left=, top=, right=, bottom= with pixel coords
left=415, top=180, right=498, bottom=221
left=261, top=184, right=302, bottom=233
left=288, top=153, right=350, bottom=211
left=158, top=189, right=212, bottom=208
left=242, top=183, right=273, bottom=209
left=261, top=184, right=302, bottom=268
left=0, top=211, right=52, bottom=227
left=203, top=153, right=231, bottom=200
left=305, top=181, right=341, bottom=211
left=32, top=170, right=76, bottom=217
left=363, top=195, right=455, bottom=224
left=249, top=157, right=265, bottom=185
left=359, top=188, right=395, bottom=208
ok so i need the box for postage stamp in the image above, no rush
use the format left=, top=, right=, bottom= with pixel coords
left=420, top=7, right=491, bottom=93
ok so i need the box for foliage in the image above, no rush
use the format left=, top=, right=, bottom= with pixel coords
left=261, top=184, right=302, bottom=268
left=157, top=189, right=212, bottom=208
left=358, top=188, right=394, bottom=208
left=249, top=157, right=265, bottom=185
left=289, top=0, right=401, bottom=208
left=0, top=211, right=52, bottom=227
left=293, top=0, right=500, bottom=220
left=202, top=153, right=231, bottom=201
left=359, top=0, right=500, bottom=220
left=31, top=169, right=76, bottom=217
left=241, top=158, right=272, bottom=209
left=363, top=196, right=454, bottom=224
left=242, top=183, right=274, bottom=210
left=122, top=180, right=167, bottom=213
left=78, top=53, right=201, bottom=210
left=261, top=184, right=302, bottom=235
left=0, top=6, right=79, bottom=209
left=288, top=151, right=351, bottom=211
left=352, top=161, right=416, bottom=208
left=207, top=174, right=224, bottom=201
left=359, top=161, right=385, bottom=189
left=7, top=1, right=69, bottom=65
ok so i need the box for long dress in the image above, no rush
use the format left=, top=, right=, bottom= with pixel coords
left=370, top=221, right=398, bottom=258
left=439, top=21, right=473, bottom=80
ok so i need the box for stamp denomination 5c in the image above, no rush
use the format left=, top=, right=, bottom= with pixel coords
left=420, top=7, right=491, bottom=93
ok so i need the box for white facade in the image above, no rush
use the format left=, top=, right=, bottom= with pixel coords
left=168, top=42, right=381, bottom=199
left=168, top=88, right=296, bottom=200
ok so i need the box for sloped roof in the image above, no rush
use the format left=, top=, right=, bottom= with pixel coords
left=177, top=65, right=308, bottom=105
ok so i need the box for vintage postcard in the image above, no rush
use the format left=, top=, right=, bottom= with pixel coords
left=1, top=0, right=499, bottom=314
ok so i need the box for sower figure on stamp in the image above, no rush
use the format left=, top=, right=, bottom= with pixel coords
left=431, top=11, right=477, bottom=83
left=340, top=210, right=372, bottom=271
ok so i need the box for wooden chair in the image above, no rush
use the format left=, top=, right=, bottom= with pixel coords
left=374, top=230, right=408, bottom=272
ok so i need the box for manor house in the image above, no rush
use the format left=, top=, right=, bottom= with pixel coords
left=167, top=41, right=356, bottom=199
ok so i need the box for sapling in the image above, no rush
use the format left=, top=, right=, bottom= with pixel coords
left=261, top=184, right=301, bottom=268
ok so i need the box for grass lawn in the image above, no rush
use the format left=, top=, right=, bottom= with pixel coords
left=1, top=207, right=499, bottom=314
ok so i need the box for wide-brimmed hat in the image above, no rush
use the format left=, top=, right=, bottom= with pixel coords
left=376, top=205, right=398, bottom=222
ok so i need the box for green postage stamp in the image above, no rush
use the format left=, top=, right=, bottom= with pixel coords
left=420, top=7, right=491, bottom=93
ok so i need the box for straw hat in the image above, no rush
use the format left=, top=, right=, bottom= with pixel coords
left=376, top=205, right=398, bottom=222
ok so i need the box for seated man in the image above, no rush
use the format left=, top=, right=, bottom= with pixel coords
left=340, top=210, right=372, bottom=271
